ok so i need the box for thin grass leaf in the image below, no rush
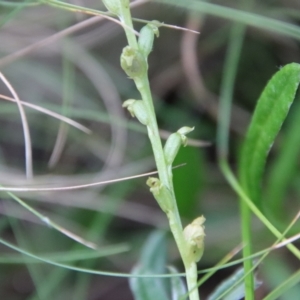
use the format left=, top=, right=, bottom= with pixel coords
left=48, top=42, right=75, bottom=168
left=0, top=72, right=33, bottom=178
left=0, top=0, right=33, bottom=28
left=197, top=245, right=243, bottom=288
left=0, top=94, right=91, bottom=134
left=217, top=18, right=246, bottom=160
left=0, top=247, right=129, bottom=264
left=158, top=0, right=300, bottom=40
left=0, top=236, right=185, bottom=278
left=263, top=268, right=300, bottom=300
left=0, top=1, right=38, bottom=7
left=207, top=267, right=261, bottom=300
left=5, top=190, right=97, bottom=249
left=240, top=63, right=300, bottom=206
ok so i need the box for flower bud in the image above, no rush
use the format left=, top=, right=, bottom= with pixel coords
left=177, top=126, right=195, bottom=143
left=183, top=216, right=205, bottom=262
left=164, top=126, right=194, bottom=165
left=120, top=46, right=147, bottom=78
left=122, top=99, right=149, bottom=125
left=138, top=22, right=159, bottom=58
left=102, top=0, right=120, bottom=15
left=146, top=177, right=173, bottom=213
left=163, top=132, right=181, bottom=166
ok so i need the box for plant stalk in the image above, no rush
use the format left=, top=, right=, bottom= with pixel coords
left=117, top=2, right=200, bottom=299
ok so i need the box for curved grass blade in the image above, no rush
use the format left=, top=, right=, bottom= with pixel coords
left=240, top=63, right=300, bottom=207
left=158, top=0, right=300, bottom=41
left=263, top=269, right=300, bottom=300
left=207, top=267, right=261, bottom=300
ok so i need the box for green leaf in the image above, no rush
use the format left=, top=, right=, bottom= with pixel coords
left=265, top=98, right=300, bottom=218
left=167, top=266, right=187, bottom=300
left=129, top=231, right=169, bottom=300
left=239, top=63, right=300, bottom=207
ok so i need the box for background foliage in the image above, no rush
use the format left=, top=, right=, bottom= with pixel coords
left=0, top=0, right=299, bottom=299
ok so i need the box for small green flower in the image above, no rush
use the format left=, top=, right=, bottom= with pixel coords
left=102, top=0, right=120, bottom=15
left=120, top=46, right=147, bottom=78
left=122, top=99, right=149, bottom=125
left=164, top=126, right=194, bottom=165
left=183, top=216, right=205, bottom=263
left=138, top=22, right=160, bottom=58
left=146, top=177, right=174, bottom=213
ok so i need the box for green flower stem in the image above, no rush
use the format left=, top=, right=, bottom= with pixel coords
left=135, top=63, right=200, bottom=300
left=116, top=2, right=200, bottom=299
left=134, top=76, right=171, bottom=187
left=118, top=0, right=138, bottom=49
left=167, top=210, right=199, bottom=300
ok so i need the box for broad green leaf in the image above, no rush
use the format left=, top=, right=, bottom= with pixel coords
left=129, top=231, right=169, bottom=300
left=240, top=63, right=300, bottom=206
left=265, top=98, right=300, bottom=218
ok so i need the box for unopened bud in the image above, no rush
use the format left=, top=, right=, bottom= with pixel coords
left=120, top=46, right=147, bottom=78
left=183, top=216, right=205, bottom=262
left=102, top=0, right=120, bottom=15
left=122, top=99, right=149, bottom=125
left=138, top=22, right=159, bottom=58
left=164, top=126, right=194, bottom=165
left=146, top=177, right=173, bottom=213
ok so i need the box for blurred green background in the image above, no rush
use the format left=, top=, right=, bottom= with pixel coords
left=0, top=0, right=299, bottom=299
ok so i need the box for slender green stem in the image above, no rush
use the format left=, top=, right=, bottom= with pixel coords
left=240, top=202, right=254, bottom=299
left=216, top=23, right=246, bottom=160
left=134, top=76, right=171, bottom=188
left=135, top=62, right=199, bottom=300
left=118, top=0, right=138, bottom=49
left=135, top=75, right=187, bottom=260
left=184, top=263, right=199, bottom=300
left=216, top=8, right=255, bottom=297
left=117, top=2, right=200, bottom=299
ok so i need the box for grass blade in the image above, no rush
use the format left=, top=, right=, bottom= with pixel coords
left=263, top=269, right=300, bottom=300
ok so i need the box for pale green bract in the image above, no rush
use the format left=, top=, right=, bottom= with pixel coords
left=102, top=0, right=121, bottom=15
left=122, top=99, right=149, bottom=125
left=146, top=177, right=174, bottom=213
left=120, top=46, right=147, bottom=78
left=164, top=126, right=194, bottom=166
left=138, top=22, right=160, bottom=58
left=183, top=216, right=205, bottom=263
